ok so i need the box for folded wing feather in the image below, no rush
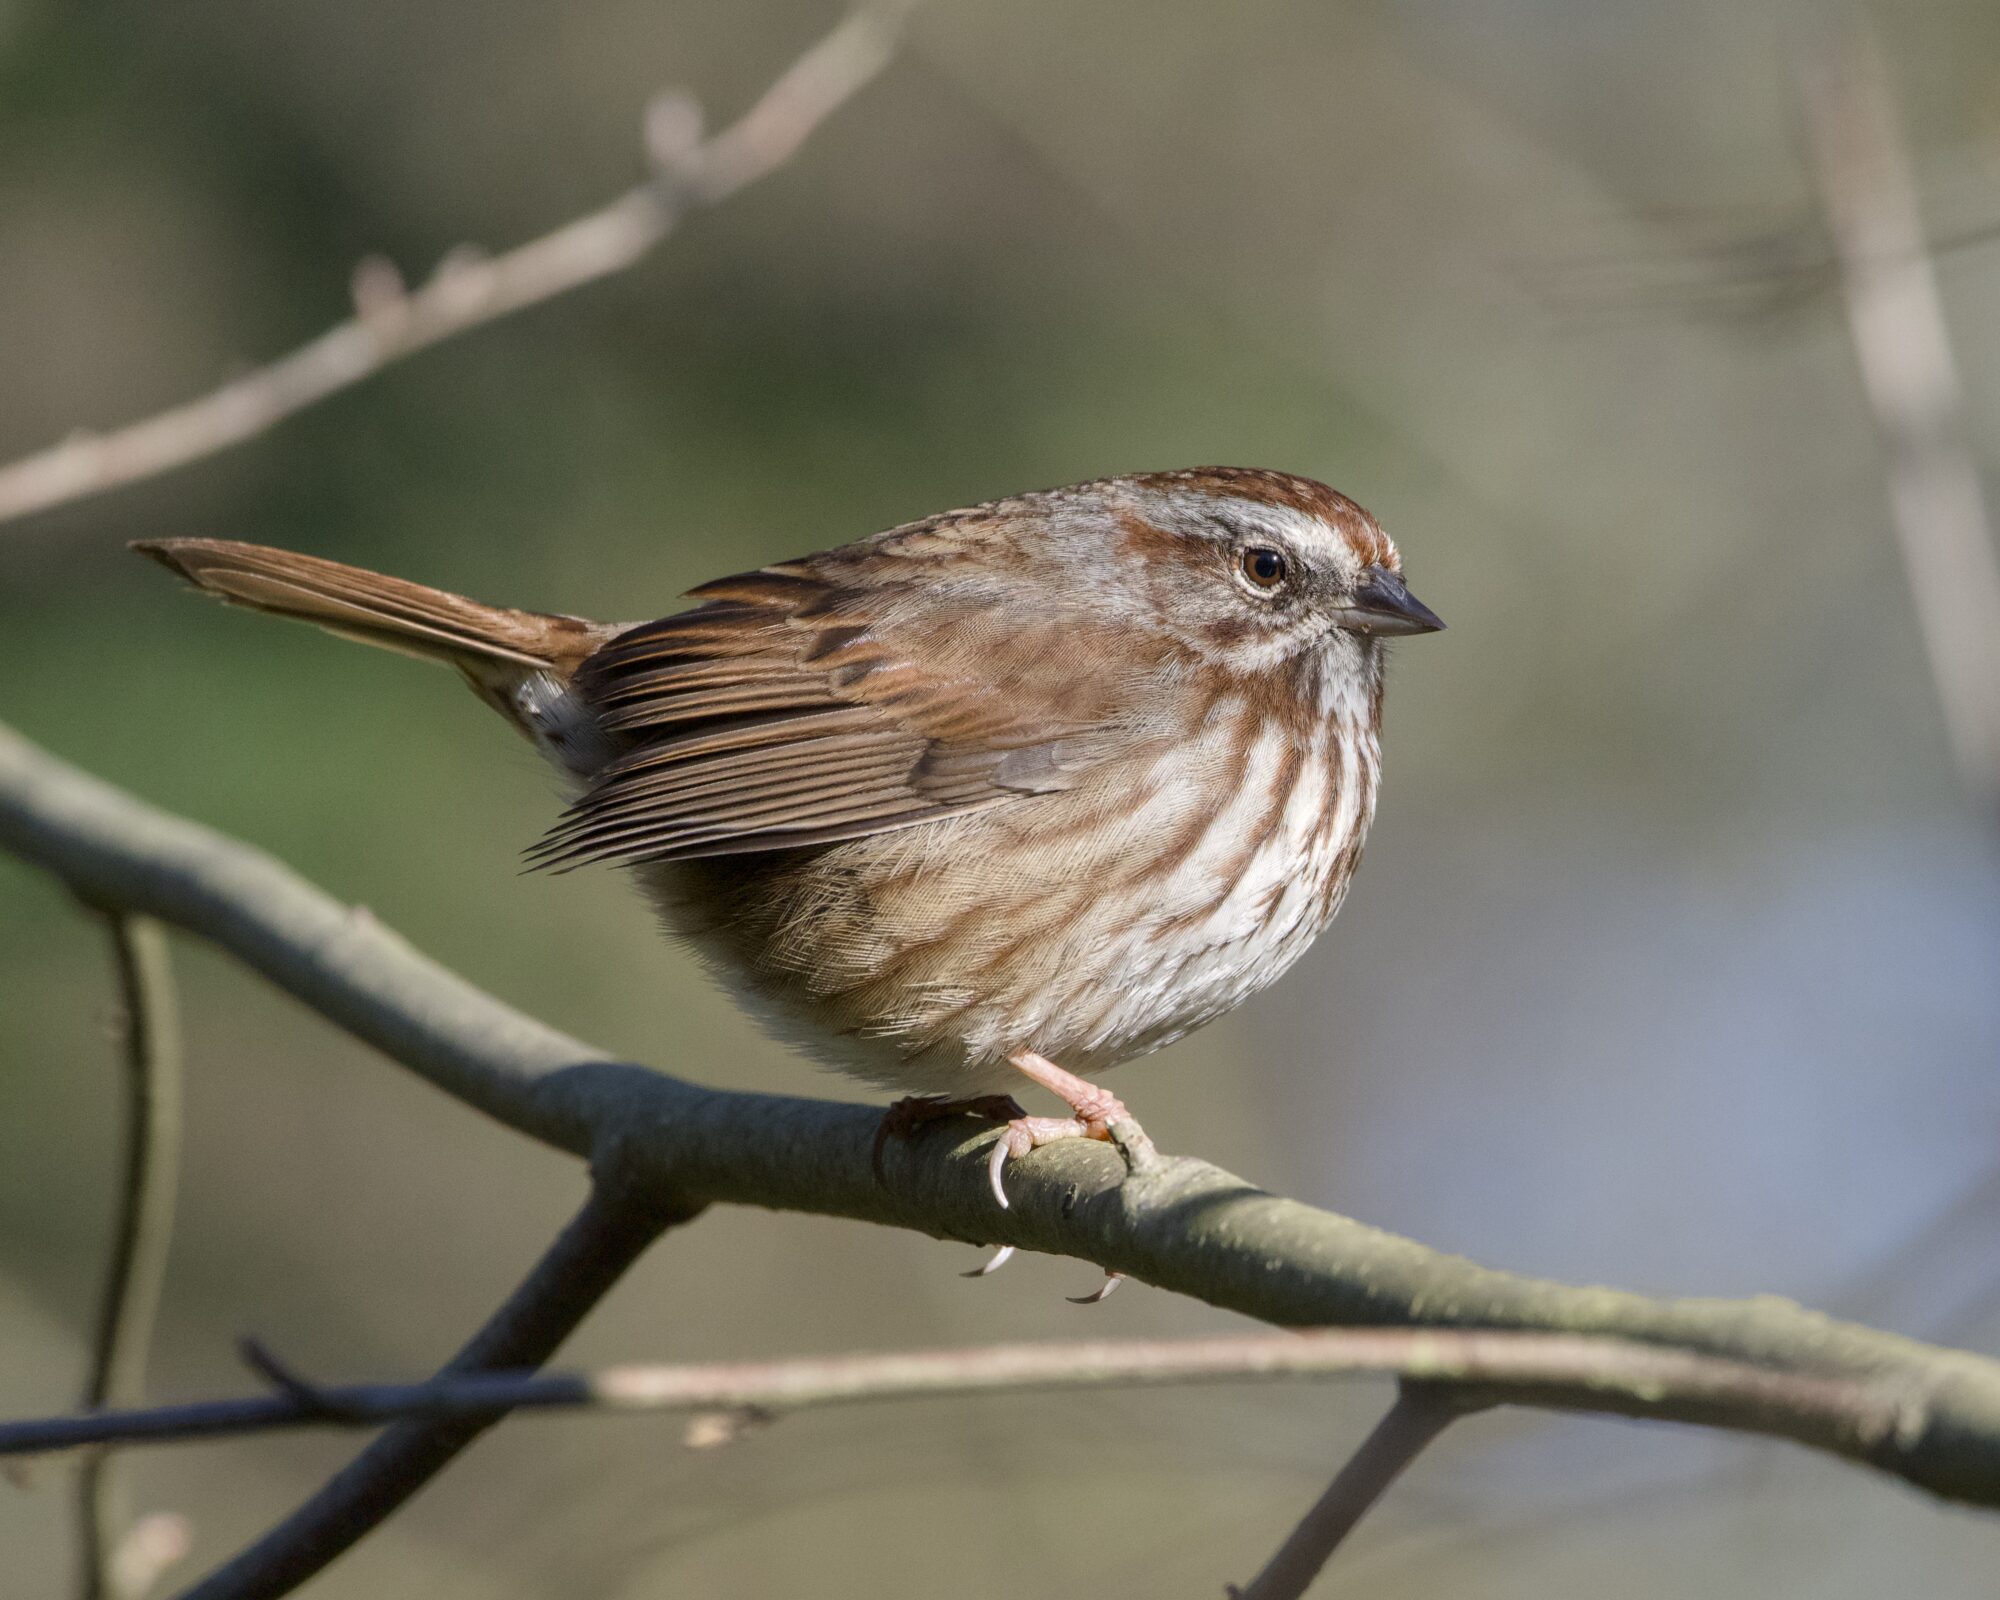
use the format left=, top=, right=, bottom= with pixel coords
left=533, top=562, right=1139, bottom=867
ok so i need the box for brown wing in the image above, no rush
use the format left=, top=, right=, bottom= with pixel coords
left=529, top=562, right=1139, bottom=868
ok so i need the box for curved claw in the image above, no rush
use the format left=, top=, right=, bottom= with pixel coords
left=988, top=1134, right=1014, bottom=1209
left=1067, top=1271, right=1125, bottom=1305
left=961, top=1243, right=1017, bottom=1278
left=876, top=1094, right=1026, bottom=1186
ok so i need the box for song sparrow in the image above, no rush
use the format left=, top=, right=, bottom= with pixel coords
left=136, top=468, right=1440, bottom=1213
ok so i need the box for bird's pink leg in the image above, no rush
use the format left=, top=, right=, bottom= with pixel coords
left=987, top=1049, right=1137, bottom=1210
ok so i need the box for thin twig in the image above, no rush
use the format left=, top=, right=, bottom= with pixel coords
left=173, top=1181, right=689, bottom=1600
left=0, top=0, right=915, bottom=532
left=1800, top=28, right=2000, bottom=815
left=1230, top=1385, right=1466, bottom=1600
left=0, top=1328, right=1916, bottom=1463
left=4, top=717, right=2000, bottom=1515
left=77, top=914, right=183, bottom=1600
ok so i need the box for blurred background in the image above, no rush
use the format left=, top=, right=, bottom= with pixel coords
left=3, top=0, right=2000, bottom=1594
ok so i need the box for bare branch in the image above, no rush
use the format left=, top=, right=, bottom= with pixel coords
left=1229, top=1386, right=1467, bottom=1600
left=77, top=914, right=183, bottom=1600
left=174, top=1181, right=691, bottom=1600
left=1801, top=28, right=2000, bottom=814
left=6, top=718, right=2000, bottom=1519
left=0, top=1, right=915, bottom=532
left=0, top=1328, right=1916, bottom=1462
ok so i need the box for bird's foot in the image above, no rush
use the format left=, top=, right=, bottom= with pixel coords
left=986, top=1077, right=1134, bottom=1211
left=985, top=1074, right=1139, bottom=1303
left=876, top=1060, right=1148, bottom=1303
left=872, top=1093, right=1026, bottom=1183
left=874, top=1094, right=1029, bottom=1279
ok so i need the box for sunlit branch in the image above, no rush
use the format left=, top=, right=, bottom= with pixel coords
left=0, top=1, right=915, bottom=532
left=0, top=1328, right=1907, bottom=1460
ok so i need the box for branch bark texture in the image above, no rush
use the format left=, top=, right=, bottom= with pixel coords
left=5, top=718, right=2000, bottom=1512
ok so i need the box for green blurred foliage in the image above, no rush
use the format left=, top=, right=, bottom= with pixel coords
left=3, top=0, right=1999, bottom=1594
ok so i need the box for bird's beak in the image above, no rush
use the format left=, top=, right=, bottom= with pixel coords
left=1335, top=565, right=1445, bottom=636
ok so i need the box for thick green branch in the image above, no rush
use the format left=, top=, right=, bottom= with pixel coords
left=6, top=717, right=2000, bottom=1509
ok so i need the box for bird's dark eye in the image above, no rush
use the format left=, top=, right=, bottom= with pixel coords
left=1240, top=547, right=1288, bottom=590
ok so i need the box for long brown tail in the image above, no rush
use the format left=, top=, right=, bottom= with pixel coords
left=132, top=538, right=610, bottom=676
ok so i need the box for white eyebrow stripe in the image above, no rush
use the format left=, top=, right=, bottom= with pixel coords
left=1129, top=484, right=1377, bottom=572
left=1208, top=500, right=1356, bottom=563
